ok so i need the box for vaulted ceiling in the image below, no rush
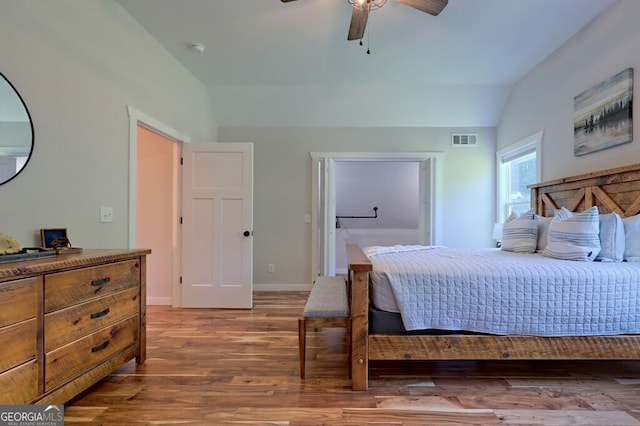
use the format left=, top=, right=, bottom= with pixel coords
left=115, top=0, right=615, bottom=128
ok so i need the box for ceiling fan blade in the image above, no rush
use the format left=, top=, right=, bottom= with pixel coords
left=281, top=0, right=297, bottom=2
left=396, top=0, right=448, bottom=16
left=347, top=5, right=369, bottom=40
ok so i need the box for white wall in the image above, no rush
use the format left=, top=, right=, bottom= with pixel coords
left=218, top=126, right=496, bottom=288
left=498, top=0, right=640, bottom=181
left=0, top=1, right=217, bottom=247
left=335, top=161, right=419, bottom=230
left=210, top=84, right=511, bottom=128
left=334, top=161, right=420, bottom=273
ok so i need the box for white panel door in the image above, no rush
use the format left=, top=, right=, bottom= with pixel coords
left=181, top=142, right=253, bottom=308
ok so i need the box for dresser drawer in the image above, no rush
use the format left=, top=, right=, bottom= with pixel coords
left=0, top=360, right=38, bottom=404
left=0, top=277, right=37, bottom=327
left=45, top=315, right=139, bottom=391
left=44, top=287, right=139, bottom=352
left=45, top=259, right=140, bottom=313
left=0, top=319, right=37, bottom=373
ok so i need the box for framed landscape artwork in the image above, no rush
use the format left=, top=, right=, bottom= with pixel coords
left=573, top=68, right=633, bottom=156
left=40, top=228, right=68, bottom=248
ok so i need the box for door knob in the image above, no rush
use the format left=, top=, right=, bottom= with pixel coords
left=243, top=230, right=251, bottom=237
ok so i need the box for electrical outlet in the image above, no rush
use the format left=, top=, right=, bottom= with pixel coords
left=268, top=264, right=275, bottom=273
left=100, top=206, right=113, bottom=223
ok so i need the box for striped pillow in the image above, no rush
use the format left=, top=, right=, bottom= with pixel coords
left=623, top=214, right=640, bottom=261
left=536, top=216, right=553, bottom=252
left=543, top=206, right=601, bottom=261
left=501, top=209, right=538, bottom=253
left=596, top=213, right=625, bottom=262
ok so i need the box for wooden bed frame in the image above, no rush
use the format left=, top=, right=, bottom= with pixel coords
left=347, top=163, right=640, bottom=390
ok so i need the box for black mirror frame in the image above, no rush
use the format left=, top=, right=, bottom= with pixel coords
left=0, top=71, right=34, bottom=186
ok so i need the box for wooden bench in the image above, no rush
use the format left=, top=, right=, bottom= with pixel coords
left=298, top=276, right=350, bottom=379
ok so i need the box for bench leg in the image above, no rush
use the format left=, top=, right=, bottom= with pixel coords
left=347, top=319, right=352, bottom=379
left=298, top=318, right=306, bottom=379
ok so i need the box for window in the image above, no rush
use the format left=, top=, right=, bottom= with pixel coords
left=496, top=131, right=542, bottom=223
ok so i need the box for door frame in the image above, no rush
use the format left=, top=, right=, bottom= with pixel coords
left=310, top=151, right=444, bottom=282
left=127, top=105, right=190, bottom=306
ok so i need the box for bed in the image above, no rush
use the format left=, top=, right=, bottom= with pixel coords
left=347, top=163, right=640, bottom=390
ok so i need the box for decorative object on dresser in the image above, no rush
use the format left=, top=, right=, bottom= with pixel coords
left=0, top=232, right=23, bottom=255
left=0, top=233, right=55, bottom=263
left=40, top=228, right=69, bottom=249
left=40, top=228, right=83, bottom=254
left=0, top=248, right=150, bottom=404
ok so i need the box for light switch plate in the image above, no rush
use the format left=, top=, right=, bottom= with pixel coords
left=100, top=206, right=113, bottom=223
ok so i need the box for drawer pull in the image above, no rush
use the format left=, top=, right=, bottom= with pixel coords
left=91, top=277, right=111, bottom=287
left=90, top=308, right=110, bottom=319
left=91, top=341, right=110, bottom=353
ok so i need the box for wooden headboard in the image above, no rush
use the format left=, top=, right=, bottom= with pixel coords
left=529, top=163, right=640, bottom=218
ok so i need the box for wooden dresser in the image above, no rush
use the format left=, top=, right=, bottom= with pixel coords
left=0, top=249, right=150, bottom=404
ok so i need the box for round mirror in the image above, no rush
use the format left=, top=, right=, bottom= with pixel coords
left=0, top=72, right=33, bottom=186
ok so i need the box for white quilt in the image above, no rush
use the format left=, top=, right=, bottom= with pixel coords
left=365, top=246, right=640, bottom=336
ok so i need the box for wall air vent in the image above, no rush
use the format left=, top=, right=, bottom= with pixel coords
left=451, top=133, right=478, bottom=147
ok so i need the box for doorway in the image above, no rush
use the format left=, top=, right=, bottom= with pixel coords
left=127, top=106, right=189, bottom=307
left=334, top=160, right=420, bottom=273
left=136, top=126, right=179, bottom=305
left=310, top=152, right=444, bottom=281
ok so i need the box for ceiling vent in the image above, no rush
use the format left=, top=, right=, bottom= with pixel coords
left=451, top=133, right=478, bottom=147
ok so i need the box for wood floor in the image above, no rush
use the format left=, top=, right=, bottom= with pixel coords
left=65, top=291, right=640, bottom=425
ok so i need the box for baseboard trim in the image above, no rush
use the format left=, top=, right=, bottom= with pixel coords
left=150, top=285, right=311, bottom=306
left=254, top=283, right=311, bottom=291
left=147, top=296, right=172, bottom=305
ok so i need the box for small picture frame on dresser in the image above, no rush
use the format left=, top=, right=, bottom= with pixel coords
left=40, top=228, right=69, bottom=249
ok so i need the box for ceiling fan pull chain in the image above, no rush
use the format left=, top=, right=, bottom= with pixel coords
left=366, top=13, right=371, bottom=54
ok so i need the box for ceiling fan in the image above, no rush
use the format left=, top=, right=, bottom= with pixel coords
left=281, top=0, right=448, bottom=41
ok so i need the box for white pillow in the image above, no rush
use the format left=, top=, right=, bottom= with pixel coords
left=501, top=209, right=538, bottom=254
left=536, top=216, right=553, bottom=252
left=622, top=214, right=640, bottom=261
left=543, top=206, right=601, bottom=261
left=596, top=213, right=625, bottom=262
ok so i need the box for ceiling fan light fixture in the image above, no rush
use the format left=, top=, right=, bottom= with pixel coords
left=348, top=0, right=388, bottom=11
